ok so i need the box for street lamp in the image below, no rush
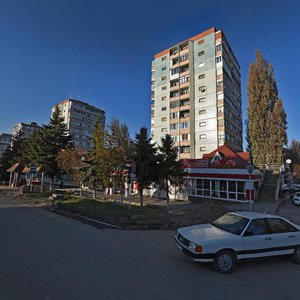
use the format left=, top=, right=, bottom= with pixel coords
left=246, top=162, right=254, bottom=211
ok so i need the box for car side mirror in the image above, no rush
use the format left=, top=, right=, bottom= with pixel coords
left=244, top=231, right=254, bottom=236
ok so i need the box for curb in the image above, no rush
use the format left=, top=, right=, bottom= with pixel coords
left=49, top=208, right=123, bottom=230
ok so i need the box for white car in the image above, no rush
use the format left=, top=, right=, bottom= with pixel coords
left=293, top=192, right=300, bottom=206
left=174, top=211, right=300, bottom=273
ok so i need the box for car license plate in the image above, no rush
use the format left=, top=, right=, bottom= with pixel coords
left=176, top=242, right=183, bottom=252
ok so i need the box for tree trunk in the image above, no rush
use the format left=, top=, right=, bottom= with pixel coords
left=139, top=185, right=143, bottom=207
left=93, top=188, right=96, bottom=199
left=165, top=178, right=169, bottom=208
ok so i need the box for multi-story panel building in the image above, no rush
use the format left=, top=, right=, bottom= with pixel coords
left=0, top=133, right=12, bottom=157
left=13, top=122, right=40, bottom=139
left=53, top=99, right=105, bottom=150
left=151, top=27, right=242, bottom=159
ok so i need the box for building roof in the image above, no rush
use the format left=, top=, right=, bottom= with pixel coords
left=202, top=144, right=250, bottom=169
left=53, top=98, right=105, bottom=113
left=154, top=27, right=216, bottom=59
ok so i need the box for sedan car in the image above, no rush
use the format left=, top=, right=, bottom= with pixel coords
left=174, top=211, right=300, bottom=273
left=293, top=192, right=300, bottom=206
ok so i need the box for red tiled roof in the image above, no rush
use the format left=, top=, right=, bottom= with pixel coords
left=202, top=144, right=249, bottom=168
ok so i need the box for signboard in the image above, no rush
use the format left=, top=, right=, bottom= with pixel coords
left=30, top=165, right=36, bottom=174
left=181, top=159, right=209, bottom=169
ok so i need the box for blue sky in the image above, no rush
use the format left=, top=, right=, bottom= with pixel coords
left=0, top=0, right=299, bottom=149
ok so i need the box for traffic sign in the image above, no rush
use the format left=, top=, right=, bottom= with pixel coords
left=246, top=163, right=254, bottom=175
left=30, top=165, right=36, bottom=173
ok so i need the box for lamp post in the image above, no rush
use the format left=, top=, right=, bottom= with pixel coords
left=246, top=163, right=254, bottom=211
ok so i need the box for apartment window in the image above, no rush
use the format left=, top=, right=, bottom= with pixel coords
left=199, top=97, right=205, bottom=103
left=162, top=76, right=167, bottom=81
left=182, top=134, right=189, bottom=141
left=199, top=85, right=206, bottom=93
left=161, top=128, right=167, bottom=132
left=199, top=109, right=206, bottom=115
left=199, top=122, right=206, bottom=127
left=180, top=146, right=190, bottom=154
left=162, top=56, right=167, bottom=61
left=170, top=124, right=178, bottom=131
left=162, top=86, right=167, bottom=90
left=179, top=76, right=189, bottom=83
left=162, top=66, right=167, bottom=71
left=216, top=44, right=222, bottom=52
left=161, top=117, right=167, bottom=122
left=180, top=122, right=190, bottom=129
left=200, top=146, right=207, bottom=151
left=162, top=96, right=167, bottom=101
left=162, top=107, right=167, bottom=111
left=218, top=106, right=224, bottom=113
left=199, top=62, right=205, bottom=68
left=170, top=112, right=179, bottom=119
left=216, top=56, right=222, bottom=63
left=199, top=134, right=207, bottom=139
left=171, top=67, right=179, bottom=75
left=198, top=39, right=204, bottom=45
left=198, top=74, right=205, bottom=79
left=170, top=102, right=179, bottom=109
left=151, top=100, right=155, bottom=105
left=198, top=50, right=205, bottom=56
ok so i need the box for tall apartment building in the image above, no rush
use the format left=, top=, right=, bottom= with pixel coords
left=13, top=122, right=40, bottom=139
left=0, top=133, right=12, bottom=157
left=53, top=99, right=105, bottom=150
left=151, top=27, right=242, bottom=159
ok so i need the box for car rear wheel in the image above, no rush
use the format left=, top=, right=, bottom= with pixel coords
left=292, top=246, right=300, bottom=264
left=213, top=250, right=236, bottom=274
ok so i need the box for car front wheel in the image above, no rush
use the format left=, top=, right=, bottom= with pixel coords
left=213, top=250, right=236, bottom=274
left=292, top=246, right=300, bottom=264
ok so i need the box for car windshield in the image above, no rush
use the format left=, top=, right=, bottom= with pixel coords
left=211, top=213, right=249, bottom=235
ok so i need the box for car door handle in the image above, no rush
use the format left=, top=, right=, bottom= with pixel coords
left=289, top=235, right=295, bottom=238
left=265, top=237, right=272, bottom=240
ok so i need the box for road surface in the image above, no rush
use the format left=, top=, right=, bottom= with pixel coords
left=0, top=195, right=299, bottom=300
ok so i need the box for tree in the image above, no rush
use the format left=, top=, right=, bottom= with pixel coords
left=246, top=51, right=287, bottom=168
left=22, top=105, right=73, bottom=185
left=0, top=130, right=27, bottom=181
left=133, top=127, right=158, bottom=207
left=157, top=134, right=183, bottom=207
left=106, top=118, right=133, bottom=201
left=284, top=139, right=300, bottom=164
left=56, top=148, right=86, bottom=186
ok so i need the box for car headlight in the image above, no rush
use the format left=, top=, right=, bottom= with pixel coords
left=188, top=242, right=202, bottom=253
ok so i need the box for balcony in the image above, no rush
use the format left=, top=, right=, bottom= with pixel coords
left=179, top=81, right=189, bottom=89
left=179, top=58, right=189, bottom=67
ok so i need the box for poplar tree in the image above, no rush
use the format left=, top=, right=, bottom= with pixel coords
left=246, top=51, right=287, bottom=168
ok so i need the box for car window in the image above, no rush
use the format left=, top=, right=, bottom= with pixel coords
left=211, top=213, right=249, bottom=235
left=267, top=218, right=297, bottom=233
left=244, top=219, right=269, bottom=236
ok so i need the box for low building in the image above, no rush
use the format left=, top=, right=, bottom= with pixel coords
left=13, top=122, right=40, bottom=139
left=183, top=144, right=261, bottom=202
left=53, top=99, right=105, bottom=150
left=0, top=133, right=12, bottom=157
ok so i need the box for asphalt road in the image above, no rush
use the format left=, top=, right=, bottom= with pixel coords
left=277, top=193, right=300, bottom=224
left=0, top=196, right=300, bottom=300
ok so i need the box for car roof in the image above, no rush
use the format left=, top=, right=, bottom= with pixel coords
left=230, top=211, right=280, bottom=220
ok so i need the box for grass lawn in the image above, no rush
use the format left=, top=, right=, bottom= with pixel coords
left=53, top=196, right=228, bottom=229
left=54, top=197, right=171, bottom=228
